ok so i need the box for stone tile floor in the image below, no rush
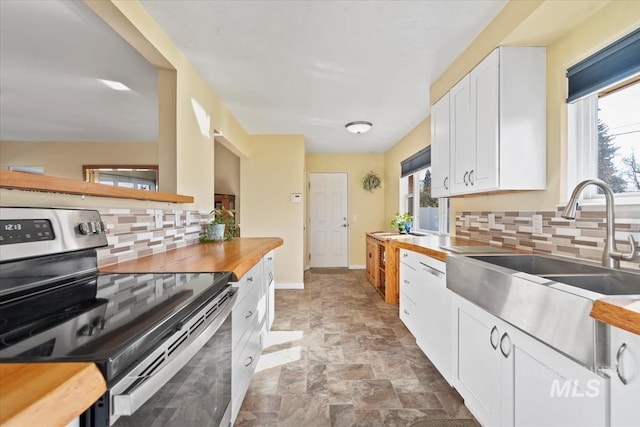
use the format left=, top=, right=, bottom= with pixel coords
left=235, top=269, right=479, bottom=427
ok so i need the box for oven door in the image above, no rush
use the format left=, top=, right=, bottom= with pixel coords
left=89, top=288, right=237, bottom=427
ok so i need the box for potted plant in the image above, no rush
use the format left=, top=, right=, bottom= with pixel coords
left=204, top=206, right=236, bottom=241
left=390, top=212, right=413, bottom=234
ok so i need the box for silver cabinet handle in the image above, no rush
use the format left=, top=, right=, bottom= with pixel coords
left=245, top=310, right=253, bottom=319
left=500, top=332, right=511, bottom=358
left=245, top=356, right=253, bottom=367
left=267, top=256, right=273, bottom=261
left=403, top=309, right=410, bottom=315
left=616, top=343, right=628, bottom=385
left=247, top=276, right=253, bottom=282
left=463, top=171, right=469, bottom=186
left=469, top=170, right=474, bottom=185
left=403, top=252, right=408, bottom=258
left=419, top=262, right=445, bottom=279
left=444, top=177, right=448, bottom=190
left=490, top=325, right=499, bottom=350
left=403, top=279, right=410, bottom=284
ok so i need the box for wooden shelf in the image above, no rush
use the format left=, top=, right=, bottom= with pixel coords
left=0, top=170, right=194, bottom=204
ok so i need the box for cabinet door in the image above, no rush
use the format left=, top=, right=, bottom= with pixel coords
left=366, top=238, right=376, bottom=285
left=415, top=259, right=452, bottom=384
left=611, top=326, right=640, bottom=427
left=469, top=49, right=499, bottom=192
left=449, top=75, right=474, bottom=194
left=431, top=93, right=450, bottom=197
left=511, top=325, right=607, bottom=427
left=453, top=295, right=508, bottom=427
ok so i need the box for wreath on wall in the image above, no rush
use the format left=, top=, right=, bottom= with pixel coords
left=362, top=170, right=382, bottom=192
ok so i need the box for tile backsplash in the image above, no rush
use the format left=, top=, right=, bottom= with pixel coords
left=456, top=204, right=640, bottom=271
left=96, top=208, right=209, bottom=268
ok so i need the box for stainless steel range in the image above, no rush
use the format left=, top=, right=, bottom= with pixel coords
left=0, top=207, right=236, bottom=427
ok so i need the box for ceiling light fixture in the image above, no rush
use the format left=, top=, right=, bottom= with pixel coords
left=98, top=79, right=131, bottom=91
left=345, top=121, right=373, bottom=134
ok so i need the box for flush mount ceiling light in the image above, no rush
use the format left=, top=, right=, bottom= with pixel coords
left=98, top=79, right=131, bottom=91
left=345, top=121, right=373, bottom=134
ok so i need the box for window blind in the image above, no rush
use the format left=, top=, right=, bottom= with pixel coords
left=401, top=146, right=431, bottom=177
left=567, top=28, right=640, bottom=103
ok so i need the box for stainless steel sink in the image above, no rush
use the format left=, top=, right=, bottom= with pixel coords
left=544, top=271, right=640, bottom=296
left=447, top=254, right=615, bottom=370
left=471, top=254, right=610, bottom=275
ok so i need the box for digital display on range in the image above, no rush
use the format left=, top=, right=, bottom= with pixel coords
left=0, top=219, right=54, bottom=245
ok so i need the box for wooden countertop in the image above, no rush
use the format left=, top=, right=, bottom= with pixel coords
left=1, top=237, right=283, bottom=426
left=591, top=297, right=640, bottom=336
left=0, top=363, right=106, bottom=427
left=101, top=237, right=283, bottom=279
left=375, top=232, right=640, bottom=336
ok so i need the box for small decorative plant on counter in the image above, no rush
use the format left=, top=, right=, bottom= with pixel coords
left=201, top=206, right=238, bottom=242
left=390, top=212, right=413, bottom=234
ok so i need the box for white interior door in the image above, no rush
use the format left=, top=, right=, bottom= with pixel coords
left=309, top=172, right=348, bottom=268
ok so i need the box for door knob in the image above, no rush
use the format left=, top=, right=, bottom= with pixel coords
left=342, top=224, right=349, bottom=228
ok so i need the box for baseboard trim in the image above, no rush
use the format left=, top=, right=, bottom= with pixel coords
left=275, top=282, right=304, bottom=290
left=349, top=265, right=365, bottom=270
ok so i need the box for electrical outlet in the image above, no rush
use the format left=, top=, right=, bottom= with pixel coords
left=464, top=216, right=471, bottom=227
left=488, top=213, right=496, bottom=228
left=185, top=211, right=192, bottom=225
left=532, top=214, right=543, bottom=234
left=174, top=210, right=181, bottom=227
left=352, top=214, right=357, bottom=222
left=154, top=210, right=163, bottom=229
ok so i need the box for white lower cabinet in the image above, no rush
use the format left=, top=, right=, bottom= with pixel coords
left=452, top=293, right=608, bottom=427
left=399, top=249, right=452, bottom=384
left=610, top=326, right=640, bottom=427
left=230, top=254, right=274, bottom=423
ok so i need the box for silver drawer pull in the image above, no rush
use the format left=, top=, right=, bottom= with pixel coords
left=247, top=276, right=253, bottom=282
left=403, top=279, right=410, bottom=284
left=490, top=325, right=499, bottom=350
left=419, top=262, right=444, bottom=279
left=245, top=310, right=253, bottom=319
left=403, top=309, right=410, bottom=315
left=500, top=332, right=511, bottom=358
left=245, top=356, right=253, bottom=367
left=403, top=252, right=408, bottom=258
left=616, top=343, right=628, bottom=385
left=267, top=256, right=273, bottom=261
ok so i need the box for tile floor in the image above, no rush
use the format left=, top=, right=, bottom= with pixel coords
left=235, top=269, right=479, bottom=427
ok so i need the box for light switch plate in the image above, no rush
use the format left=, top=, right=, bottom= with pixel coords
left=532, top=214, right=543, bottom=234
left=185, top=211, right=192, bottom=225
left=174, top=210, right=182, bottom=227
left=464, top=216, right=471, bottom=227
left=488, top=213, right=496, bottom=228
left=154, top=210, right=163, bottom=230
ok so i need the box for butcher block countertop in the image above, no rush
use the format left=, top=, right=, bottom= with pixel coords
left=591, top=297, right=640, bottom=336
left=0, top=363, right=106, bottom=427
left=100, top=237, right=283, bottom=279
left=0, top=237, right=283, bottom=427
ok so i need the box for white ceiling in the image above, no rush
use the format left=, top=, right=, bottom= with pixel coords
left=0, top=0, right=158, bottom=142
left=140, top=0, right=508, bottom=153
left=0, top=0, right=508, bottom=153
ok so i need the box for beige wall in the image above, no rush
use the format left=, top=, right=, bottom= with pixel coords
left=0, top=141, right=157, bottom=181
left=240, top=135, right=305, bottom=287
left=384, top=118, right=431, bottom=231
left=306, top=154, right=386, bottom=268
left=214, top=140, right=241, bottom=215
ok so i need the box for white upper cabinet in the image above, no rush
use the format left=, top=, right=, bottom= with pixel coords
left=431, top=46, right=546, bottom=197
left=431, top=93, right=450, bottom=197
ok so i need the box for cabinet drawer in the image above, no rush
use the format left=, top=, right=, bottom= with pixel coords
left=399, top=262, right=421, bottom=303
left=232, top=327, right=262, bottom=412
left=231, top=260, right=263, bottom=305
left=232, top=283, right=261, bottom=351
left=399, top=291, right=419, bottom=336
left=400, top=249, right=446, bottom=276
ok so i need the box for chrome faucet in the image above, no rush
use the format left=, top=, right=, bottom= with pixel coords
left=562, top=179, right=638, bottom=269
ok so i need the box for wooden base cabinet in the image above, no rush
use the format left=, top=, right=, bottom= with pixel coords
left=452, top=294, right=608, bottom=427
left=365, top=233, right=397, bottom=304
left=610, top=326, right=640, bottom=427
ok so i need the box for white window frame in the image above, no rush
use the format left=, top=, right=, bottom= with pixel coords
left=399, top=168, right=449, bottom=235
left=566, top=87, right=640, bottom=205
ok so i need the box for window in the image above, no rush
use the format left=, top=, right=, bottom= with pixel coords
left=400, top=147, right=449, bottom=234
left=567, top=28, right=640, bottom=202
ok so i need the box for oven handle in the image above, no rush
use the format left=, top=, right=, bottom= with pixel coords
left=111, top=289, right=237, bottom=422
